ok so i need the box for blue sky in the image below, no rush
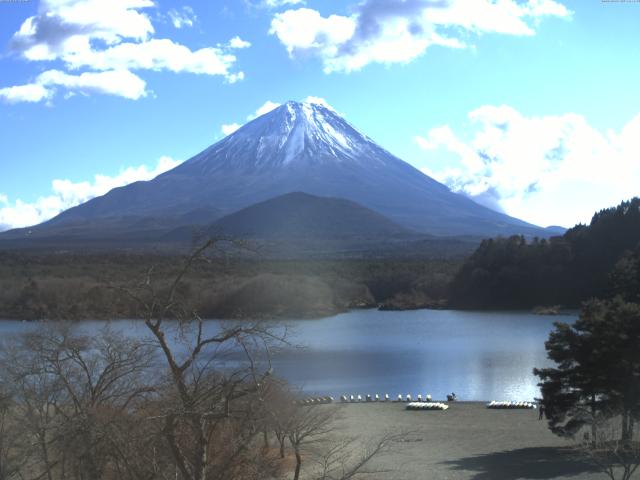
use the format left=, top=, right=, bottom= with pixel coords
left=1, top=0, right=639, bottom=230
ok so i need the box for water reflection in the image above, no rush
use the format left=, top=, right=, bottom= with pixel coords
left=273, top=309, right=576, bottom=401
left=0, top=309, right=576, bottom=401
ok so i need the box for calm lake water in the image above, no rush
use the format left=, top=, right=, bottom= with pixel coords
left=0, top=309, right=576, bottom=402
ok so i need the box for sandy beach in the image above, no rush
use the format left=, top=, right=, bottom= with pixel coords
left=323, top=402, right=604, bottom=480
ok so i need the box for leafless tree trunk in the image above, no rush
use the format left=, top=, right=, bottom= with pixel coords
left=286, top=405, right=339, bottom=480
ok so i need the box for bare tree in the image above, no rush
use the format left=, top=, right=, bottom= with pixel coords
left=579, top=416, right=640, bottom=480
left=311, top=432, right=404, bottom=480
left=0, top=385, right=26, bottom=480
left=284, top=401, right=405, bottom=480
left=0, top=239, right=409, bottom=480
left=117, top=238, right=401, bottom=480
left=0, top=324, right=157, bottom=480
left=119, top=239, right=286, bottom=480
left=262, top=379, right=297, bottom=460
left=287, top=405, right=338, bottom=480
left=1, top=336, right=64, bottom=480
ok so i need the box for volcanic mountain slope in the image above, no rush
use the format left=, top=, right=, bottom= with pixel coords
left=3, top=100, right=546, bottom=241
left=164, top=192, right=479, bottom=258
left=208, top=192, right=412, bottom=239
left=161, top=192, right=429, bottom=257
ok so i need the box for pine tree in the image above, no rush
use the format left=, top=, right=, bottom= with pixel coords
left=534, top=298, right=640, bottom=443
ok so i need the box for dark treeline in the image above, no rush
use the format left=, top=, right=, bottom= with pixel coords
left=0, top=252, right=460, bottom=320
left=451, top=198, right=640, bottom=309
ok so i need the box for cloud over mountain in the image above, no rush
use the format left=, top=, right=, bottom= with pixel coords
left=270, top=0, right=571, bottom=73
left=417, top=105, right=640, bottom=227
left=0, top=156, right=182, bottom=231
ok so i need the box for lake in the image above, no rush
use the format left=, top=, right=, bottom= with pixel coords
left=0, top=309, right=575, bottom=402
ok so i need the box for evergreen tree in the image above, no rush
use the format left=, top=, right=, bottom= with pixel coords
left=534, top=298, right=640, bottom=443
left=452, top=197, right=640, bottom=309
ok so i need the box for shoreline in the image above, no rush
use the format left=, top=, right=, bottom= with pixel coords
left=0, top=306, right=581, bottom=322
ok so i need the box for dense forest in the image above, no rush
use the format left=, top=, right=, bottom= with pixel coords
left=3, top=198, right=640, bottom=319
left=450, top=198, right=640, bottom=309
left=0, top=252, right=459, bottom=320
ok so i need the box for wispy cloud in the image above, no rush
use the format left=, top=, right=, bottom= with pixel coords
left=0, top=156, right=182, bottom=231
left=416, top=105, right=640, bottom=227
left=270, top=0, right=571, bottom=73
left=260, top=0, right=306, bottom=9
left=168, top=6, right=197, bottom=29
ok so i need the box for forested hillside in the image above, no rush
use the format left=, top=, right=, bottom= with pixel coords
left=0, top=254, right=458, bottom=320
left=450, top=198, right=640, bottom=309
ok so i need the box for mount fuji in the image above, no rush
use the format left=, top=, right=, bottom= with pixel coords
left=2, top=100, right=548, bottom=248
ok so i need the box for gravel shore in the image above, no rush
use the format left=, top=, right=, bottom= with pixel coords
left=326, top=402, right=604, bottom=480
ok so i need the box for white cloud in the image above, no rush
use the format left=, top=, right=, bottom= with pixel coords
left=168, top=6, right=196, bottom=29
left=0, top=83, right=52, bottom=104
left=416, top=105, right=640, bottom=227
left=40, top=69, right=147, bottom=99
left=220, top=100, right=282, bottom=135
left=0, top=156, right=182, bottom=231
left=3, top=0, right=247, bottom=103
left=63, top=39, right=238, bottom=75
left=0, top=69, right=147, bottom=104
left=221, top=123, right=241, bottom=136
left=302, top=96, right=335, bottom=111
left=251, top=100, right=281, bottom=119
left=270, top=0, right=571, bottom=73
left=270, top=8, right=356, bottom=69
left=228, top=36, right=251, bottom=49
left=11, top=0, right=155, bottom=61
left=226, top=71, right=245, bottom=84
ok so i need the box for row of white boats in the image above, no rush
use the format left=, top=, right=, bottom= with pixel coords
left=296, top=396, right=538, bottom=410
left=340, top=394, right=433, bottom=402
left=406, top=402, right=449, bottom=411
left=297, top=396, right=334, bottom=405
left=486, top=401, right=537, bottom=409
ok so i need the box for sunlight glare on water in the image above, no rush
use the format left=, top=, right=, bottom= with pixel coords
left=0, top=309, right=576, bottom=402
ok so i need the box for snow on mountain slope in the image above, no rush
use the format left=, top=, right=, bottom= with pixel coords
left=187, top=101, right=391, bottom=172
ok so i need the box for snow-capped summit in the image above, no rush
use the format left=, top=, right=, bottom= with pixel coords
left=187, top=101, right=390, bottom=172
left=20, top=100, right=548, bottom=238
